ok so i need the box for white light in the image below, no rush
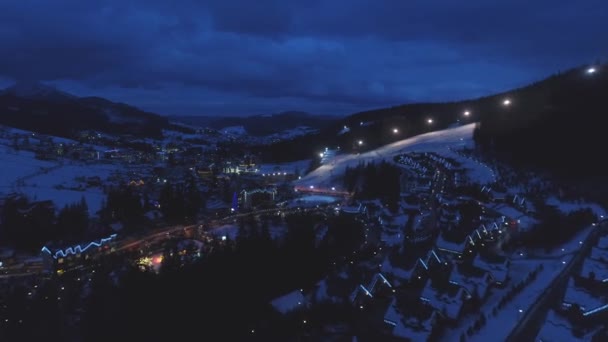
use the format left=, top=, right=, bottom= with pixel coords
left=221, top=235, right=227, bottom=241
left=393, top=128, right=399, bottom=133
left=503, top=99, right=511, bottom=106
left=358, top=140, right=363, bottom=145
left=319, top=153, right=324, bottom=158
left=427, top=118, right=433, bottom=124
left=309, top=185, right=314, bottom=189
left=464, top=111, right=470, bottom=116
left=331, top=187, right=336, bottom=191
left=587, top=67, right=596, bottom=74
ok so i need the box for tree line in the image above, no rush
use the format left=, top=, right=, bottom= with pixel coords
left=0, top=212, right=366, bottom=341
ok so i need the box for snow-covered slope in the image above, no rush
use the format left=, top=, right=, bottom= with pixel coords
left=220, top=126, right=247, bottom=135
left=296, top=123, right=496, bottom=188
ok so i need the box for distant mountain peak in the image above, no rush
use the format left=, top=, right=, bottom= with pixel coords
left=1, top=81, right=77, bottom=101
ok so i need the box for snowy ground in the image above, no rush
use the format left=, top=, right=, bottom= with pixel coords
left=0, top=146, right=124, bottom=214
left=546, top=196, right=606, bottom=218
left=295, top=123, right=496, bottom=188
left=17, top=162, right=122, bottom=214
left=0, top=147, right=58, bottom=194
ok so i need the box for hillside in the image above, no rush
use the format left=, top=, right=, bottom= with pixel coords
left=258, top=64, right=607, bottom=183
left=473, top=65, right=607, bottom=180
left=0, top=82, right=169, bottom=139
left=171, top=111, right=337, bottom=136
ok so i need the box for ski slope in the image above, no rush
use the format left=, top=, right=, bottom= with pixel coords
left=295, top=123, right=496, bottom=188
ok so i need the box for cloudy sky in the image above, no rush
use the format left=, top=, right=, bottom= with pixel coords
left=0, top=0, right=606, bottom=116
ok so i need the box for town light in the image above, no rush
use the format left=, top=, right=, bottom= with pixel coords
left=464, top=111, right=470, bottom=116
left=587, top=67, right=597, bottom=74
left=503, top=99, right=511, bottom=106
left=393, top=128, right=399, bottom=134
left=427, top=118, right=433, bottom=124
left=319, top=152, right=324, bottom=158
left=358, top=140, right=363, bottom=145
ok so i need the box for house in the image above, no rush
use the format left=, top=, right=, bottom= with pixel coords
left=420, top=278, right=467, bottom=321
left=472, top=255, right=510, bottom=287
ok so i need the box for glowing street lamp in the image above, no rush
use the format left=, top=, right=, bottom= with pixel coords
left=392, top=128, right=399, bottom=134
left=427, top=118, right=433, bottom=124
left=463, top=110, right=470, bottom=117
left=358, top=140, right=363, bottom=145
left=503, top=99, right=511, bottom=106
left=319, top=152, right=324, bottom=158
left=587, top=67, right=597, bottom=74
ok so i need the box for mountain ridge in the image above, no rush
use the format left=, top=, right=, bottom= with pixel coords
left=0, top=82, right=168, bottom=139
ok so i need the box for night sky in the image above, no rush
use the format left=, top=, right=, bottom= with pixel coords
left=0, top=0, right=606, bottom=116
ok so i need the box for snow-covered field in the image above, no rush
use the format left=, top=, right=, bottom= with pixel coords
left=18, top=162, right=119, bottom=214
left=296, top=123, right=496, bottom=188
left=547, top=196, right=606, bottom=218
left=0, top=147, right=123, bottom=214
left=0, top=147, right=57, bottom=194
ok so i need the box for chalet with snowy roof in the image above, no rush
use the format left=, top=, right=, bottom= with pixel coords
left=379, top=250, right=450, bottom=287
left=449, top=264, right=494, bottom=301
left=383, top=297, right=438, bottom=341
left=576, top=257, right=608, bottom=288
left=435, top=232, right=474, bottom=257
left=420, top=279, right=468, bottom=321
left=350, top=273, right=394, bottom=307
left=472, top=255, right=510, bottom=287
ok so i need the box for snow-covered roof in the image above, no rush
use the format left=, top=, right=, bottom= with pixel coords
left=270, top=290, right=305, bottom=314
left=562, top=278, right=605, bottom=312
left=473, top=256, right=509, bottom=283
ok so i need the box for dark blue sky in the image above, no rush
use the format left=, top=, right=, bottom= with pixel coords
left=0, top=0, right=606, bottom=116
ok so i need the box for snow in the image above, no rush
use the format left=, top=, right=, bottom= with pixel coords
left=562, top=278, right=604, bottom=312
left=0, top=148, right=57, bottom=194
left=220, top=125, right=247, bottom=135
left=546, top=196, right=606, bottom=218
left=536, top=310, right=594, bottom=342
left=270, top=290, right=305, bottom=314
left=296, top=123, right=496, bottom=188
left=15, top=162, right=120, bottom=214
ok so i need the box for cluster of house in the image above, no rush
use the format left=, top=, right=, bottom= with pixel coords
left=538, top=233, right=608, bottom=340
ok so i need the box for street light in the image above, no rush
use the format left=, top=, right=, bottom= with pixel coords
left=427, top=118, right=433, bottom=124
left=587, top=67, right=597, bottom=74
left=503, top=99, right=511, bottom=106
left=392, top=128, right=399, bottom=134
left=319, top=152, right=324, bottom=158
left=464, top=110, right=470, bottom=117
left=358, top=140, right=363, bottom=145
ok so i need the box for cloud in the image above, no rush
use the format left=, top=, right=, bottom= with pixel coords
left=0, top=0, right=606, bottom=115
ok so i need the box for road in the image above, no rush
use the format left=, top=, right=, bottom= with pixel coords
left=1, top=203, right=338, bottom=278
left=505, top=219, right=607, bottom=342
